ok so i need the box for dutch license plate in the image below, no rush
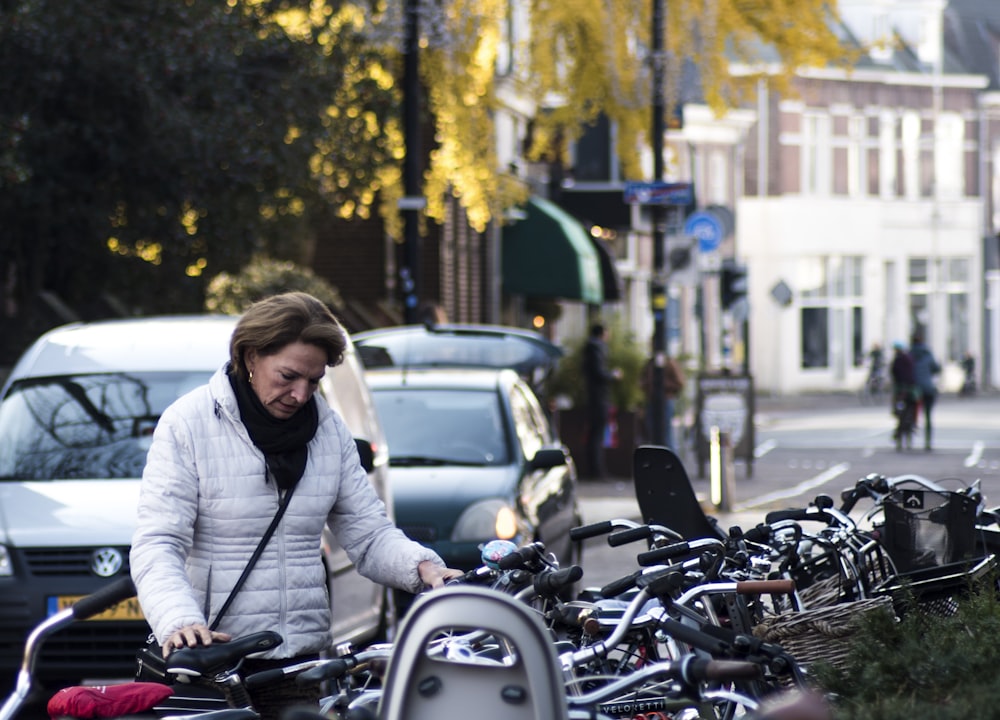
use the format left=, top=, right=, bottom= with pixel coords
left=48, top=594, right=145, bottom=621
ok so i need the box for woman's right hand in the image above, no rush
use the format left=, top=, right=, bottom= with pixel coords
left=163, top=624, right=232, bottom=656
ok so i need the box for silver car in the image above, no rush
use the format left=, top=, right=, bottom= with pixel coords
left=0, top=316, right=392, bottom=688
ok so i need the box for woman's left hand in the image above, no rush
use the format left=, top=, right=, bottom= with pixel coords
left=418, top=560, right=464, bottom=589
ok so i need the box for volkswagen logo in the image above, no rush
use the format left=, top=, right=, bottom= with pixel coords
left=91, top=547, right=124, bottom=578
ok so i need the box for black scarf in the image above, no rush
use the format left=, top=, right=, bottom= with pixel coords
left=228, top=368, right=318, bottom=490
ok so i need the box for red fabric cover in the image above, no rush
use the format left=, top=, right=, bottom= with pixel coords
left=47, top=682, right=174, bottom=719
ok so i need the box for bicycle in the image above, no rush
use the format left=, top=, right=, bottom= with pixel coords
left=858, top=367, right=889, bottom=406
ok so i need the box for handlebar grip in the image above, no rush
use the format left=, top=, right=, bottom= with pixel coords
left=570, top=520, right=613, bottom=541
left=72, top=576, right=136, bottom=620
left=643, top=568, right=687, bottom=597
left=245, top=667, right=293, bottom=689
left=698, top=659, right=763, bottom=682
left=295, top=658, right=350, bottom=685
left=446, top=565, right=495, bottom=586
left=657, top=617, right=731, bottom=656
left=608, top=526, right=651, bottom=547
left=734, top=579, right=795, bottom=595
left=764, top=508, right=829, bottom=524
left=736, top=524, right=772, bottom=544
left=497, top=542, right=545, bottom=571
left=636, top=542, right=692, bottom=567
left=534, top=565, right=583, bottom=597
left=599, top=569, right=641, bottom=598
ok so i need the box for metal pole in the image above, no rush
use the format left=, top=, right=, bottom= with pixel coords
left=649, top=0, right=667, bottom=445
left=401, top=0, right=422, bottom=323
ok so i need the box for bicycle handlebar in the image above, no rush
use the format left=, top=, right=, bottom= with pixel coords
left=71, top=576, right=136, bottom=620
left=534, top=565, right=583, bottom=597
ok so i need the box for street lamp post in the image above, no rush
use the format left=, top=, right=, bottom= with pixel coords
left=401, top=0, right=422, bottom=323
left=648, top=0, right=667, bottom=446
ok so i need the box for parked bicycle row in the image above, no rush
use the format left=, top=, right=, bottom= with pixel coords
left=5, top=445, right=998, bottom=720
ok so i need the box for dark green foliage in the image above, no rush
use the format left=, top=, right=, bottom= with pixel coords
left=812, top=573, right=1000, bottom=719
left=0, top=0, right=397, bottom=362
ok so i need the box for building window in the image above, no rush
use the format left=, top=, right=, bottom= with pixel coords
left=901, top=111, right=920, bottom=200
left=879, top=111, right=896, bottom=198
left=802, top=113, right=831, bottom=195
left=944, top=258, right=970, bottom=362
left=934, top=112, right=964, bottom=199
left=909, top=258, right=928, bottom=284
left=907, top=256, right=970, bottom=361
left=801, top=308, right=829, bottom=368
left=853, top=306, right=864, bottom=367
left=947, top=293, right=969, bottom=362
left=800, top=256, right=864, bottom=370
left=847, top=116, right=865, bottom=197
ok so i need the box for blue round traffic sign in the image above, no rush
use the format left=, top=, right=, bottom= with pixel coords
left=684, top=211, right=724, bottom=253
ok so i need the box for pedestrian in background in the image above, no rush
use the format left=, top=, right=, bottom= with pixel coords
left=582, top=323, right=621, bottom=479
left=960, top=351, right=976, bottom=397
left=909, top=331, right=941, bottom=451
left=642, top=355, right=686, bottom=452
left=889, top=340, right=916, bottom=451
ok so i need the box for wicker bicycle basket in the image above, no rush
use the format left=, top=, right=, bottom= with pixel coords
left=753, top=596, right=895, bottom=675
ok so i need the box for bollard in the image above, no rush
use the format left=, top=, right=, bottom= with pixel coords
left=709, top=425, right=735, bottom=512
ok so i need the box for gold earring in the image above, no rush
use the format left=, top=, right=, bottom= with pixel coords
left=248, top=371, right=254, bottom=383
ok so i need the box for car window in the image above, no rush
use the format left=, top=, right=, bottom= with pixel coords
left=371, top=388, right=510, bottom=465
left=508, top=383, right=549, bottom=461
left=0, top=372, right=211, bottom=480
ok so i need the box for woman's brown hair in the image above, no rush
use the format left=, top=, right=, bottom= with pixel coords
left=229, top=292, right=347, bottom=380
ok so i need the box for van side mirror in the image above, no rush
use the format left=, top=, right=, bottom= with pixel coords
left=355, top=438, right=375, bottom=473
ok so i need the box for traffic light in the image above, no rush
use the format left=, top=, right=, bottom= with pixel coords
left=721, top=263, right=747, bottom=309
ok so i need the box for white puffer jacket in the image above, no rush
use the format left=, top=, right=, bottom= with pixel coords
left=130, top=364, right=443, bottom=658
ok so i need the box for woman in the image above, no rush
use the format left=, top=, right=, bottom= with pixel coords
left=130, top=292, right=461, bottom=715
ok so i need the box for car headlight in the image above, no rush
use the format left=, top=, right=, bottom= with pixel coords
left=451, top=499, right=520, bottom=542
left=0, top=546, right=12, bottom=577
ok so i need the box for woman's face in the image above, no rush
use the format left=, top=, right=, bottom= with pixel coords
left=246, top=341, right=328, bottom=419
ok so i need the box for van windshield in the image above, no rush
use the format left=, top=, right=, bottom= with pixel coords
left=0, top=372, right=211, bottom=481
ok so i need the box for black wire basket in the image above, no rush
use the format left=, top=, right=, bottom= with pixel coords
left=876, top=487, right=979, bottom=573
left=872, top=554, right=996, bottom=617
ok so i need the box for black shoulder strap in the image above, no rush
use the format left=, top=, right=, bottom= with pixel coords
left=209, top=484, right=296, bottom=631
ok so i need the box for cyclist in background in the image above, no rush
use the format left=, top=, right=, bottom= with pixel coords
left=889, top=340, right=917, bottom=451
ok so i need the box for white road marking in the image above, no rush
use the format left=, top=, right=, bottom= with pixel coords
left=734, top=462, right=852, bottom=511
left=964, top=441, right=984, bottom=468
left=754, top=439, right=777, bottom=458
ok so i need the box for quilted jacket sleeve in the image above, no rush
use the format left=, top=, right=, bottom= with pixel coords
left=130, top=399, right=208, bottom=644
left=325, top=422, right=444, bottom=594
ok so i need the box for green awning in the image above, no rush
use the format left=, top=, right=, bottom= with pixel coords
left=501, top=197, right=604, bottom=304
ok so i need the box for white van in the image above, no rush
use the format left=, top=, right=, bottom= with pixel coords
left=0, top=316, right=393, bottom=688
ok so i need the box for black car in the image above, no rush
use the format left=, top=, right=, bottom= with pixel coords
left=364, top=367, right=581, bottom=575
left=352, top=323, right=563, bottom=401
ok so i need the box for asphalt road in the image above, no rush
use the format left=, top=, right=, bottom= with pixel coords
left=575, top=390, right=1000, bottom=589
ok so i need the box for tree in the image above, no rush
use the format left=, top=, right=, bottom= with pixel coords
left=205, top=255, right=343, bottom=315
left=0, top=0, right=852, bottom=364
left=391, top=0, right=854, bottom=229
left=0, top=0, right=399, bottom=357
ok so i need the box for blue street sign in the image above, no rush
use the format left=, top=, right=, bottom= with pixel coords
left=623, top=181, right=693, bottom=206
left=684, top=210, right=725, bottom=253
